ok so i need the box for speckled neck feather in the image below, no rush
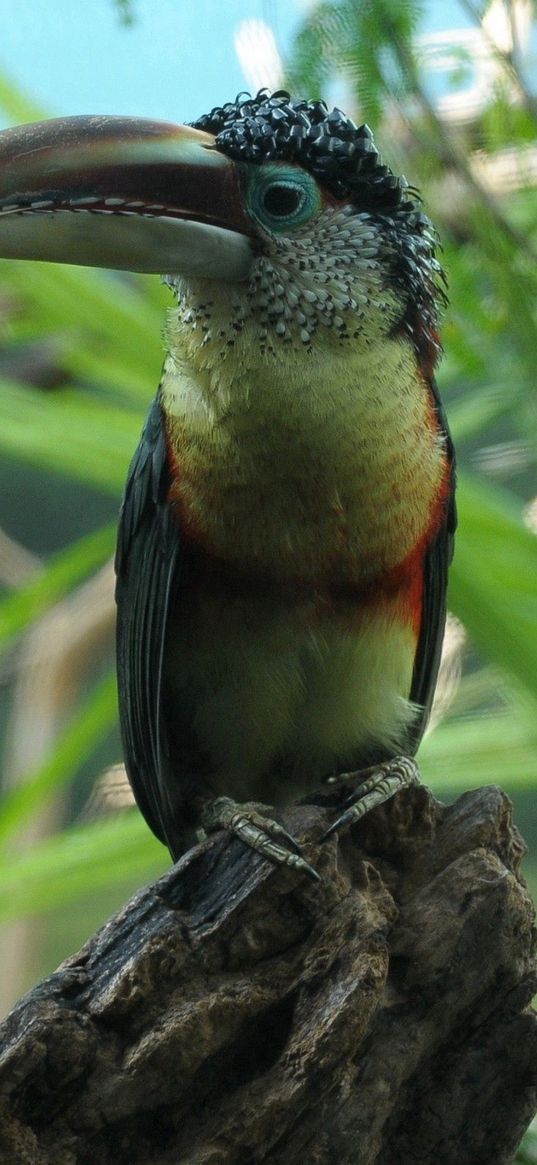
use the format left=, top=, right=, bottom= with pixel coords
left=189, top=90, right=446, bottom=366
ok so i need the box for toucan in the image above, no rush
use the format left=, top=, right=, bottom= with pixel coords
left=0, top=91, right=455, bottom=879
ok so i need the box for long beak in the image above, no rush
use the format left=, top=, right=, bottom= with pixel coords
left=0, top=115, right=254, bottom=280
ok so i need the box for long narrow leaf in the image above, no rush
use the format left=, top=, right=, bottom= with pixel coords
left=0, top=671, right=118, bottom=845
left=0, top=378, right=141, bottom=492
left=0, top=813, right=167, bottom=923
left=450, top=472, right=537, bottom=701
left=3, top=261, right=165, bottom=381
left=0, top=72, right=47, bottom=125
left=422, top=711, right=537, bottom=791
left=0, top=524, right=115, bottom=650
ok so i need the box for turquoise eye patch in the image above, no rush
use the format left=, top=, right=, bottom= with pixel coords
left=248, top=164, right=322, bottom=233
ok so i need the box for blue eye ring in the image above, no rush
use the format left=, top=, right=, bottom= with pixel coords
left=248, top=165, right=322, bottom=233
left=261, top=181, right=306, bottom=219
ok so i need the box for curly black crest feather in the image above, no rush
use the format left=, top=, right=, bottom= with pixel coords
left=192, top=89, right=416, bottom=212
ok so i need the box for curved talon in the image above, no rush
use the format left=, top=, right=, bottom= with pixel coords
left=321, top=756, right=420, bottom=843
left=201, top=796, right=321, bottom=882
left=245, top=816, right=305, bottom=856
left=321, top=811, right=354, bottom=843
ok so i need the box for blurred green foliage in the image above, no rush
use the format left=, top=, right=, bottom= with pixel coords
left=0, top=0, right=536, bottom=1016
left=0, top=2, right=536, bottom=1155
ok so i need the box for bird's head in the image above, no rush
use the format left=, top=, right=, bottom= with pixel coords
left=0, top=90, right=444, bottom=369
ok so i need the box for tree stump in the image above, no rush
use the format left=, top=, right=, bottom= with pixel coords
left=0, top=784, right=536, bottom=1165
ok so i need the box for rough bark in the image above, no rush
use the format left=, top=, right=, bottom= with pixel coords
left=0, top=784, right=536, bottom=1165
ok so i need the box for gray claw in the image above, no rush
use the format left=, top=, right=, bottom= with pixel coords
left=201, top=796, right=321, bottom=882
left=321, top=756, right=420, bottom=843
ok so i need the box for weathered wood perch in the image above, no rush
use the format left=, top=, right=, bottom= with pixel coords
left=0, top=784, right=536, bottom=1165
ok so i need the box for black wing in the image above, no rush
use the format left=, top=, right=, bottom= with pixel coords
left=409, top=377, right=457, bottom=748
left=115, top=391, right=182, bottom=853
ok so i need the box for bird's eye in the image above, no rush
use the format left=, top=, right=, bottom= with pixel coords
left=248, top=165, right=321, bottom=233
left=260, top=183, right=305, bottom=218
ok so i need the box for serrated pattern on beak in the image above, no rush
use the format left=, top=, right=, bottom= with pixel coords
left=0, top=115, right=254, bottom=278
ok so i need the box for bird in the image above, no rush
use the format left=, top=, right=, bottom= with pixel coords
left=0, top=90, right=455, bottom=880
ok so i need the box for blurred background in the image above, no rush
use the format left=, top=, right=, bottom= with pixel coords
left=0, top=3, right=536, bottom=1141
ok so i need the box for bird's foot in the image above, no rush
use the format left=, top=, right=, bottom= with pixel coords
left=201, top=796, right=321, bottom=882
left=321, top=755, right=419, bottom=842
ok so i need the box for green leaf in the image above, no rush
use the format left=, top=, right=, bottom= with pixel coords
left=0, top=671, right=118, bottom=845
left=0, top=378, right=142, bottom=491
left=0, top=71, right=48, bottom=125
left=450, top=472, right=537, bottom=702
left=445, top=381, right=528, bottom=446
left=422, top=709, right=537, bottom=791
left=2, top=260, right=165, bottom=380
left=0, top=813, right=167, bottom=923
left=0, top=524, right=116, bottom=650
